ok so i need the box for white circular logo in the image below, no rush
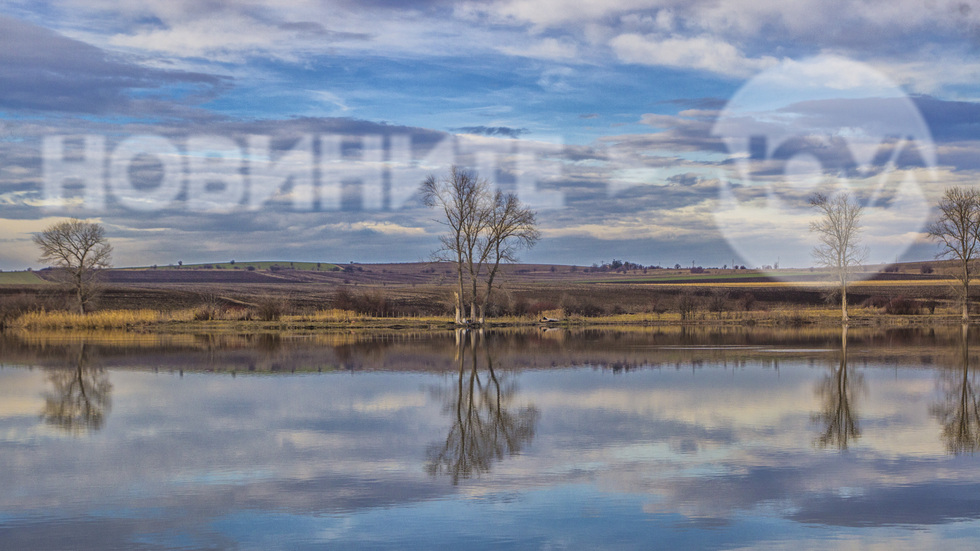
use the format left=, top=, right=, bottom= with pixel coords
left=712, top=55, right=936, bottom=276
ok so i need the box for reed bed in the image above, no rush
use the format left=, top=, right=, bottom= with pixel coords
left=14, top=309, right=163, bottom=330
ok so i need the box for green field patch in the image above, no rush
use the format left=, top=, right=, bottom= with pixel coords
left=0, top=271, right=54, bottom=285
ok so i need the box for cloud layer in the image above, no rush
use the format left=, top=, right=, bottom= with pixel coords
left=1, top=2, right=980, bottom=268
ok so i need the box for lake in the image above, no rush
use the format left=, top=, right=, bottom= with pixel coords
left=1, top=326, right=979, bottom=549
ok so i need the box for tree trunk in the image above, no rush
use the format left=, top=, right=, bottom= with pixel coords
left=455, top=259, right=464, bottom=324
left=964, top=273, right=970, bottom=322
left=841, top=283, right=848, bottom=325
left=470, top=275, right=479, bottom=324
left=454, top=291, right=462, bottom=325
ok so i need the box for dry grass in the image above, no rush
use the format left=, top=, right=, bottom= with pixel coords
left=8, top=297, right=966, bottom=332
left=293, top=309, right=366, bottom=323
left=14, top=309, right=163, bottom=330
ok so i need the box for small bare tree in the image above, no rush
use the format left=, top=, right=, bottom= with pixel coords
left=927, top=187, right=980, bottom=322
left=810, top=193, right=866, bottom=324
left=478, top=191, right=539, bottom=322
left=33, top=218, right=112, bottom=313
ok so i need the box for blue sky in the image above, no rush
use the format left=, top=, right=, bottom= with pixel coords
left=2, top=1, right=980, bottom=269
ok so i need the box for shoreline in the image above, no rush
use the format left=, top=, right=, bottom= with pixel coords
left=3, top=307, right=975, bottom=334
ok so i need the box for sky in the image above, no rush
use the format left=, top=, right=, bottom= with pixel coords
left=2, top=1, right=980, bottom=270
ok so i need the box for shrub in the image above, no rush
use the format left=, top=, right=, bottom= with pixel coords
left=737, top=292, right=757, bottom=311
left=708, top=290, right=729, bottom=313
left=511, top=296, right=529, bottom=316
left=676, top=292, right=700, bottom=320
left=0, top=293, right=60, bottom=326
left=884, top=296, right=919, bottom=315
left=920, top=264, right=934, bottom=274
left=193, top=293, right=225, bottom=321
left=560, top=295, right=605, bottom=317
left=331, top=288, right=389, bottom=316
left=254, top=297, right=287, bottom=321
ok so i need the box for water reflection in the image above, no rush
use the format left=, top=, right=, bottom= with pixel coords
left=426, top=329, right=539, bottom=484
left=931, top=324, right=980, bottom=454
left=3, top=328, right=980, bottom=548
left=813, top=326, right=863, bottom=450
left=39, top=344, right=112, bottom=434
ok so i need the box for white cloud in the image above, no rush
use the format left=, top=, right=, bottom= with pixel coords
left=324, top=221, right=428, bottom=237
left=456, top=0, right=664, bottom=28
left=308, top=91, right=351, bottom=113
left=609, top=33, right=779, bottom=78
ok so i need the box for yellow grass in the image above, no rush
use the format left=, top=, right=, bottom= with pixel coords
left=8, top=298, right=966, bottom=333
left=14, top=309, right=163, bottom=330
left=291, top=309, right=366, bottom=323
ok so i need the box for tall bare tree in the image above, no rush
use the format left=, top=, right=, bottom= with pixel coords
left=927, top=187, right=980, bottom=322
left=422, top=166, right=491, bottom=324
left=423, top=167, right=538, bottom=324
left=33, top=218, right=112, bottom=313
left=810, top=193, right=866, bottom=324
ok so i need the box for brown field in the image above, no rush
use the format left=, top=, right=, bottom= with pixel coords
left=0, top=259, right=968, bottom=327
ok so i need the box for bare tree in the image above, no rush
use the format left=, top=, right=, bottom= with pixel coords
left=810, top=193, right=866, bottom=324
left=33, top=218, right=112, bottom=313
left=422, top=166, right=491, bottom=324
left=423, top=166, right=539, bottom=324
left=478, top=191, right=539, bottom=323
left=927, top=187, right=980, bottom=322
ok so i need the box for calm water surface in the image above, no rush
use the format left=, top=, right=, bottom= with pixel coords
left=2, top=327, right=980, bottom=549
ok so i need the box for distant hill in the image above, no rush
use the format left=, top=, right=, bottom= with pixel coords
left=26, top=258, right=951, bottom=288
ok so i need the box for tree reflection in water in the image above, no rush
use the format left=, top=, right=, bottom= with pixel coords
left=931, top=324, right=980, bottom=454
left=813, top=325, right=863, bottom=450
left=427, top=329, right=539, bottom=484
left=40, top=344, right=112, bottom=434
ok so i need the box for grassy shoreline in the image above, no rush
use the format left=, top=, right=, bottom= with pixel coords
left=4, top=306, right=973, bottom=333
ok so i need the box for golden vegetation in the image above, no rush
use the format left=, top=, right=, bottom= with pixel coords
left=5, top=297, right=965, bottom=332
left=14, top=309, right=163, bottom=330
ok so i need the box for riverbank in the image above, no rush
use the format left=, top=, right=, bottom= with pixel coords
left=4, top=306, right=973, bottom=333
